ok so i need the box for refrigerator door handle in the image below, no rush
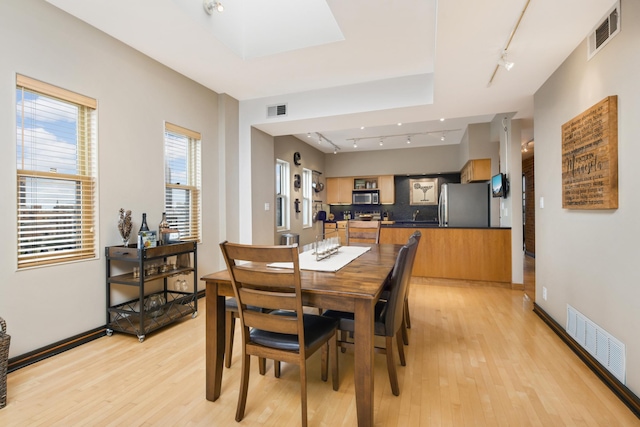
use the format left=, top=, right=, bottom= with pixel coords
left=438, top=185, right=447, bottom=227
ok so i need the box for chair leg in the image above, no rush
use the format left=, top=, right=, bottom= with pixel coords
left=225, top=312, right=235, bottom=368
left=404, top=298, right=411, bottom=329
left=236, top=353, right=251, bottom=421
left=401, top=317, right=409, bottom=346
left=300, top=361, right=308, bottom=427
left=274, top=360, right=281, bottom=378
left=385, top=336, right=400, bottom=396
left=331, top=333, right=339, bottom=391
left=258, top=357, right=266, bottom=375
left=396, top=332, right=406, bottom=366
left=321, top=343, right=328, bottom=382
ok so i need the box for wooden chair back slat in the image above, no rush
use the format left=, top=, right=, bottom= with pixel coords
left=243, top=310, right=299, bottom=335
left=346, top=220, right=381, bottom=245
left=238, top=288, right=298, bottom=312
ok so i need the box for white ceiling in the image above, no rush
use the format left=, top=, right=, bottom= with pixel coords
left=46, top=0, right=616, bottom=154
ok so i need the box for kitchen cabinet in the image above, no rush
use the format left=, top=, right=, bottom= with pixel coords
left=326, top=177, right=352, bottom=204
left=105, top=241, right=198, bottom=342
left=336, top=221, right=347, bottom=244
left=324, top=221, right=336, bottom=238
left=378, top=175, right=395, bottom=204
left=460, top=158, right=491, bottom=183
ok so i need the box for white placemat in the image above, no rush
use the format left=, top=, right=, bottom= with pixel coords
left=268, top=246, right=371, bottom=272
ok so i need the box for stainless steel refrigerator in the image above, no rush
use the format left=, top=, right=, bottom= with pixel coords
left=438, top=183, right=490, bottom=227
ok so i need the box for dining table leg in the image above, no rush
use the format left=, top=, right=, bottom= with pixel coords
left=354, top=298, right=375, bottom=427
left=205, top=282, right=226, bottom=401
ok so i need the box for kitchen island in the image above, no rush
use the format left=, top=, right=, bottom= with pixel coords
left=380, top=224, right=512, bottom=283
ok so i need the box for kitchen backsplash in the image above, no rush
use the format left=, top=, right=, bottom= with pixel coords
left=330, top=173, right=460, bottom=222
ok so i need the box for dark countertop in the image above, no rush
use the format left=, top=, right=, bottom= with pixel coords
left=382, top=221, right=510, bottom=229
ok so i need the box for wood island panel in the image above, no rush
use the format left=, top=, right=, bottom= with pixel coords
left=380, top=227, right=512, bottom=283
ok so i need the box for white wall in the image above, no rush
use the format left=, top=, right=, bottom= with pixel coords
left=250, top=128, right=276, bottom=245
left=323, top=144, right=462, bottom=177
left=534, top=0, right=640, bottom=395
left=0, top=0, right=226, bottom=357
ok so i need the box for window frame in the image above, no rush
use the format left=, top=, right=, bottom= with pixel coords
left=163, top=122, right=202, bottom=243
left=276, top=159, right=290, bottom=231
left=15, top=74, right=97, bottom=269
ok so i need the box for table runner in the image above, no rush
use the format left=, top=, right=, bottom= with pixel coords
left=269, top=245, right=371, bottom=272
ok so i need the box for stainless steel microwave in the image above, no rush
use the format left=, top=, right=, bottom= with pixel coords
left=353, top=191, right=379, bottom=205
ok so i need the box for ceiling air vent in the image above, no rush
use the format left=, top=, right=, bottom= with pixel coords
left=587, top=1, right=620, bottom=60
left=267, top=103, right=287, bottom=118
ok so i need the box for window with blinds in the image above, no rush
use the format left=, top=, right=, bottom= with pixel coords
left=164, top=122, right=201, bottom=242
left=276, top=159, right=289, bottom=231
left=16, top=75, right=97, bottom=269
left=302, top=168, right=312, bottom=228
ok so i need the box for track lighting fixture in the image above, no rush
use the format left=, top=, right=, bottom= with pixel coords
left=203, top=0, right=224, bottom=15
left=311, top=132, right=341, bottom=154
left=500, top=51, right=514, bottom=71
left=487, top=0, right=530, bottom=86
left=344, top=128, right=461, bottom=147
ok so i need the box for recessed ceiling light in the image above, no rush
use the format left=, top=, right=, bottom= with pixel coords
left=397, top=123, right=402, bottom=126
left=360, top=126, right=365, bottom=130
left=440, top=118, right=445, bottom=122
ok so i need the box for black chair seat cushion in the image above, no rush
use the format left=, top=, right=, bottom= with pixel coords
left=322, top=301, right=389, bottom=337
left=250, top=310, right=338, bottom=352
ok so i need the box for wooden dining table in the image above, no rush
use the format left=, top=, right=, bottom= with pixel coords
left=201, top=243, right=402, bottom=427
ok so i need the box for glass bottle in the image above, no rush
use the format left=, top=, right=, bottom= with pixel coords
left=139, top=213, right=149, bottom=232
left=158, top=212, right=169, bottom=245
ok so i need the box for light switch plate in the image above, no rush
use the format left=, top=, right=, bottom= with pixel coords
left=264, top=203, right=270, bottom=211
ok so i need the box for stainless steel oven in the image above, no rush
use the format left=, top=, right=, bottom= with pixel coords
left=352, top=191, right=379, bottom=205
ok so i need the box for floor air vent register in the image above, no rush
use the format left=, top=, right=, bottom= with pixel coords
left=566, top=304, right=625, bottom=384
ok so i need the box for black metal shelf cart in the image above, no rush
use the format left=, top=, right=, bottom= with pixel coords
left=105, top=241, right=197, bottom=342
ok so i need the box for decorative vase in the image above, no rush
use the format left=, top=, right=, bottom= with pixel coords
left=118, top=208, right=132, bottom=247
left=144, top=294, right=165, bottom=318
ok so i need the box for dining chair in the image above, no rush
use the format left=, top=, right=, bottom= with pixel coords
left=321, top=235, right=419, bottom=396
left=381, top=231, right=421, bottom=345
left=346, top=220, right=381, bottom=245
left=219, top=241, right=339, bottom=427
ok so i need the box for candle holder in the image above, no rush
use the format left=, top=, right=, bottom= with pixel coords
left=314, top=230, right=341, bottom=261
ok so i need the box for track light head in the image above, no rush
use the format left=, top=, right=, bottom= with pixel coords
left=203, top=0, right=223, bottom=14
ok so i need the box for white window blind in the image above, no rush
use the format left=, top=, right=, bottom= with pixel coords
left=164, top=122, right=201, bottom=242
left=16, top=74, right=97, bottom=269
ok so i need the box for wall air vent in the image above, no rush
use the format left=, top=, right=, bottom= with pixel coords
left=566, top=304, right=625, bottom=383
left=587, top=1, right=620, bottom=60
left=267, top=103, right=288, bottom=118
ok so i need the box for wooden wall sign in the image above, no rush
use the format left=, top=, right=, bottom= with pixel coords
left=562, top=96, right=618, bottom=209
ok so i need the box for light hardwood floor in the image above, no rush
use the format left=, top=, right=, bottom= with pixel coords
left=1, top=275, right=638, bottom=426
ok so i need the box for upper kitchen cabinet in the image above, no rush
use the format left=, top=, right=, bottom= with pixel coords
left=326, top=177, right=352, bottom=204
left=378, top=175, right=395, bottom=204
left=460, top=159, right=491, bottom=183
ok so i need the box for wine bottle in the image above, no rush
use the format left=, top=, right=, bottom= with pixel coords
left=158, top=212, right=169, bottom=245
left=139, top=213, right=150, bottom=232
